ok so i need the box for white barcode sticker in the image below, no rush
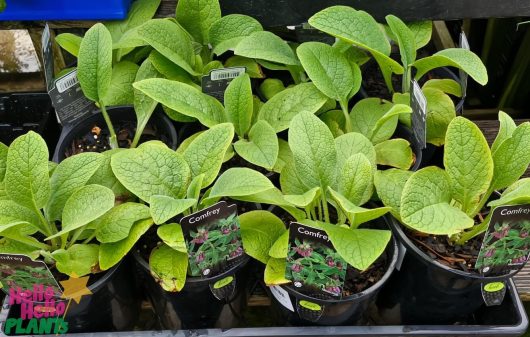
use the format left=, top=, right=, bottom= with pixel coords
left=210, top=67, right=245, bottom=81
left=270, top=285, right=294, bottom=312
left=55, top=70, right=79, bottom=93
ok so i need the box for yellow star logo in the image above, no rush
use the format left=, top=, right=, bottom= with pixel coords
left=59, top=273, right=92, bottom=304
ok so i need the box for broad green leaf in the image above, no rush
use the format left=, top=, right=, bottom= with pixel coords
left=328, top=188, right=390, bottom=227
left=150, top=243, right=188, bottom=291
left=326, top=226, right=391, bottom=271
left=163, top=105, right=199, bottom=123
left=296, top=42, right=353, bottom=102
left=348, top=62, right=362, bottom=99
left=148, top=50, right=196, bottom=85
left=280, top=160, right=308, bottom=195
left=423, top=79, right=462, bottom=97
left=52, top=244, right=99, bottom=277
left=48, top=185, right=115, bottom=239
left=489, top=179, right=530, bottom=207
left=284, top=187, right=321, bottom=208
left=264, top=257, right=290, bottom=285
left=235, top=31, right=299, bottom=65
left=209, top=168, right=274, bottom=198
left=225, top=73, right=253, bottom=137
left=149, top=196, right=196, bottom=225
left=87, top=149, right=130, bottom=199
left=401, top=167, right=474, bottom=235
left=134, top=79, right=224, bottom=127
left=55, top=33, right=82, bottom=57
left=0, top=200, right=40, bottom=234
left=413, top=48, right=488, bottom=85
left=106, top=0, right=161, bottom=43
left=103, top=61, right=139, bottom=106
left=229, top=188, right=306, bottom=221
left=183, top=123, right=234, bottom=187
left=385, top=15, right=416, bottom=70
left=335, top=132, right=377, bottom=170
left=187, top=174, right=205, bottom=202
left=272, top=138, right=292, bottom=173
left=202, top=61, right=224, bottom=75
left=0, top=239, right=39, bottom=260
left=350, top=98, right=396, bottom=143
left=176, top=0, right=220, bottom=45
left=375, top=139, right=414, bottom=170
left=99, top=218, right=153, bottom=270
left=240, top=211, right=285, bottom=264
left=158, top=223, right=187, bottom=252
left=259, top=83, right=328, bottom=132
left=338, top=153, right=373, bottom=205
left=176, top=131, right=203, bottom=154
left=111, top=145, right=190, bottom=202
left=374, top=169, right=413, bottom=220
left=45, top=152, right=104, bottom=221
left=137, top=19, right=197, bottom=76
left=491, top=111, right=517, bottom=154
left=370, top=104, right=412, bottom=144
left=234, top=121, right=279, bottom=170
left=0, top=142, right=7, bottom=181
left=321, top=110, right=346, bottom=138
left=112, top=27, right=147, bottom=51
left=289, top=112, right=337, bottom=189
left=95, top=202, right=150, bottom=243
left=5, top=132, right=50, bottom=211
left=259, top=78, right=285, bottom=101
left=424, top=88, right=457, bottom=146
left=444, top=117, right=493, bottom=215
left=491, top=122, right=530, bottom=190
left=210, top=14, right=263, bottom=55
left=269, top=230, right=289, bottom=258
left=134, top=58, right=162, bottom=141
left=409, top=21, right=432, bottom=50
left=77, top=23, right=113, bottom=103
left=225, top=56, right=264, bottom=78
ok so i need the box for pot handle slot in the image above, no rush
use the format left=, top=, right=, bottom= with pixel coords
left=209, top=275, right=236, bottom=301
left=296, top=299, right=324, bottom=322
left=481, top=281, right=507, bottom=306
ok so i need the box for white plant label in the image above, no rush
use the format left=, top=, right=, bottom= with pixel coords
left=270, top=285, right=294, bottom=312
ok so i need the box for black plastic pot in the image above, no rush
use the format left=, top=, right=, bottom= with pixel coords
left=2, top=257, right=140, bottom=335
left=53, top=106, right=178, bottom=162
left=380, top=216, right=520, bottom=325
left=269, top=215, right=399, bottom=326
left=133, top=251, right=250, bottom=330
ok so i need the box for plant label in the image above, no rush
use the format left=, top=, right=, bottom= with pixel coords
left=475, top=204, right=530, bottom=276
left=285, top=222, right=346, bottom=299
left=41, top=24, right=95, bottom=126
left=459, top=32, right=470, bottom=100
left=0, top=254, right=62, bottom=298
left=410, top=80, right=427, bottom=150
left=181, top=201, right=245, bottom=278
left=270, top=285, right=294, bottom=312
left=201, top=67, right=246, bottom=103
left=481, top=281, right=507, bottom=306
left=395, top=242, right=407, bottom=271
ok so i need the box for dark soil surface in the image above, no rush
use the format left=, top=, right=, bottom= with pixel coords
left=343, top=252, right=387, bottom=297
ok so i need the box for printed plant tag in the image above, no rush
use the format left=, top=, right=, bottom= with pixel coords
left=410, top=80, right=427, bottom=150
left=0, top=254, right=61, bottom=297
left=181, top=201, right=245, bottom=278
left=285, top=223, right=346, bottom=298
left=201, top=67, right=246, bottom=103
left=459, top=32, right=470, bottom=99
left=475, top=204, right=530, bottom=276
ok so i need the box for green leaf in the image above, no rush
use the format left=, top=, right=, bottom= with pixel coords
left=335, top=132, right=377, bottom=170
left=103, top=61, right=139, bottom=106
left=137, top=19, right=197, bottom=76
left=321, top=110, right=346, bottom=138
left=99, top=218, right=153, bottom=270
left=183, top=123, right=234, bottom=188
left=45, top=152, right=104, bottom=222
left=134, top=58, right=162, bottom=140
left=202, top=61, right=224, bottom=75
left=409, top=21, right=432, bottom=50
left=272, top=139, right=293, bottom=174
left=423, top=79, right=462, bottom=97
left=284, top=187, right=321, bottom=208
left=111, top=145, right=190, bottom=202
left=4, top=132, right=50, bottom=211
left=264, top=257, right=290, bottom=285
left=491, top=111, right=517, bottom=154
left=350, top=98, right=396, bottom=144
left=52, top=244, right=99, bottom=277
left=150, top=243, right=188, bottom=291
left=225, top=56, right=264, bottom=78
left=96, top=202, right=150, bottom=243
left=230, top=188, right=306, bottom=221
left=225, top=73, right=253, bottom=137
left=370, top=104, right=412, bottom=144
left=87, top=149, right=130, bottom=199
left=400, top=167, right=474, bottom=235
left=338, top=153, right=373, bottom=206
left=235, top=31, right=299, bottom=65
left=375, top=139, right=414, bottom=170
left=210, top=14, right=263, bottom=55
left=77, top=23, right=113, bottom=103
left=444, top=117, right=493, bottom=215
left=328, top=188, right=390, bottom=227
left=158, top=223, right=187, bottom=252
left=176, top=0, right=220, bottom=45
left=491, top=122, right=530, bottom=190
left=209, top=168, right=274, bottom=198
left=240, top=211, right=285, bottom=264
left=489, top=179, right=530, bottom=207
left=0, top=239, right=39, bottom=260
left=289, top=112, right=337, bottom=189
left=385, top=15, right=416, bottom=70
left=413, top=48, right=488, bottom=85
left=280, top=160, right=308, bottom=195
left=0, top=200, right=40, bottom=234
left=259, top=83, right=328, bottom=132
left=424, top=88, right=457, bottom=146
left=269, top=230, right=289, bottom=258
left=374, top=169, right=413, bottom=220
left=234, top=121, right=279, bottom=170
left=0, top=142, right=7, bottom=181
left=133, top=79, right=224, bottom=127
left=149, top=196, right=196, bottom=225
left=296, top=42, right=353, bottom=102
left=55, top=33, right=82, bottom=57
left=326, top=226, right=391, bottom=271
left=148, top=50, right=196, bottom=85
left=187, top=174, right=205, bottom=202
left=106, top=0, right=161, bottom=43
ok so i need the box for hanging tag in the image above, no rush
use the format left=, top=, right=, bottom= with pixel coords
left=459, top=32, right=470, bottom=100
left=209, top=275, right=236, bottom=301
left=181, top=201, right=245, bottom=278
left=270, top=285, right=294, bottom=312
left=201, top=67, right=246, bottom=103
left=481, top=281, right=506, bottom=306
left=410, top=80, right=427, bottom=150
left=285, top=223, right=346, bottom=299
left=41, top=24, right=95, bottom=126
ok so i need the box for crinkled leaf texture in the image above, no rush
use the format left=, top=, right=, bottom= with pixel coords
left=210, top=14, right=263, bottom=55
left=95, top=202, right=151, bottom=243
left=234, top=121, right=279, bottom=170
left=176, top=0, right=220, bottom=45
left=374, top=169, right=413, bottom=220
left=235, top=31, right=299, bottom=65
left=52, top=244, right=99, bottom=277
left=240, top=211, right=285, bottom=264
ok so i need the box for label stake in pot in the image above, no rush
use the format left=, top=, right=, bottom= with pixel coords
left=410, top=80, right=427, bottom=151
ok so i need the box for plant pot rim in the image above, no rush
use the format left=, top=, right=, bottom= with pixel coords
left=278, top=214, right=399, bottom=305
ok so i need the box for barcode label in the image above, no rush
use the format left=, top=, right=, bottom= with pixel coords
left=55, top=70, right=79, bottom=93
left=210, top=67, right=245, bottom=81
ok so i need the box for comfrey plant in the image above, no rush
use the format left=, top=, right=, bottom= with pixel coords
left=375, top=112, right=530, bottom=245
left=0, top=132, right=152, bottom=276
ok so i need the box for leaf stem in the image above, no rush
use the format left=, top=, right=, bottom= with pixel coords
left=339, top=99, right=352, bottom=133
left=82, top=232, right=97, bottom=245
left=321, top=193, right=330, bottom=224
left=10, top=236, right=51, bottom=251
left=36, top=210, right=59, bottom=249
left=402, top=66, right=411, bottom=93
left=471, top=186, right=495, bottom=219
left=455, top=216, right=490, bottom=245
left=99, top=103, right=119, bottom=149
